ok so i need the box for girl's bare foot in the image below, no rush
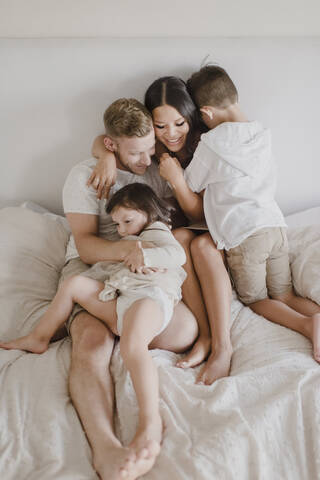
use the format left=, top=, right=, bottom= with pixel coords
left=120, top=415, right=162, bottom=479
left=176, top=335, right=211, bottom=369
left=0, top=333, right=49, bottom=354
left=93, top=443, right=136, bottom=480
left=196, top=346, right=232, bottom=385
left=312, top=313, right=320, bottom=362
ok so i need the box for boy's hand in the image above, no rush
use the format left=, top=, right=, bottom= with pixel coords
left=87, top=151, right=117, bottom=199
left=159, top=153, right=184, bottom=187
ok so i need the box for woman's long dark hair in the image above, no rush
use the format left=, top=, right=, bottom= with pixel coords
left=106, top=183, right=172, bottom=227
left=144, top=76, right=203, bottom=157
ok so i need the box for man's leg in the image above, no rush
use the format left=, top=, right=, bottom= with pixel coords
left=69, top=304, right=142, bottom=480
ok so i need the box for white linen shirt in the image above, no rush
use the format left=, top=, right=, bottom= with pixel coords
left=184, top=121, right=286, bottom=250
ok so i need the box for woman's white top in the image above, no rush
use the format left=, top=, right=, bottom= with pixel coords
left=184, top=121, right=286, bottom=250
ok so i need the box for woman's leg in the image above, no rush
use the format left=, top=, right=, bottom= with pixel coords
left=172, top=228, right=211, bottom=367
left=119, top=298, right=165, bottom=478
left=190, top=233, right=233, bottom=384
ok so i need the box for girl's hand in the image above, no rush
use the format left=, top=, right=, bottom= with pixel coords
left=87, top=151, right=117, bottom=199
left=159, top=153, right=184, bottom=187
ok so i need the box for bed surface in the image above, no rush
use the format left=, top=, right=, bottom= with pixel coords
left=0, top=204, right=320, bottom=480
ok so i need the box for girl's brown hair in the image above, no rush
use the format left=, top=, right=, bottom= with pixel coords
left=106, top=183, right=172, bottom=227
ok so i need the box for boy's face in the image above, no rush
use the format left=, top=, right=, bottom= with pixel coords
left=111, top=206, right=148, bottom=237
left=105, top=130, right=156, bottom=176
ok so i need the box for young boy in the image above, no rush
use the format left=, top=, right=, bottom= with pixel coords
left=185, top=65, right=320, bottom=362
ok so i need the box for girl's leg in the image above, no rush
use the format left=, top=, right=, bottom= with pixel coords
left=172, top=228, right=211, bottom=367
left=190, top=233, right=233, bottom=384
left=119, top=298, right=164, bottom=478
left=0, top=275, right=116, bottom=353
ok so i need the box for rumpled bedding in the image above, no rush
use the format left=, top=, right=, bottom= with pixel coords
left=0, top=207, right=320, bottom=480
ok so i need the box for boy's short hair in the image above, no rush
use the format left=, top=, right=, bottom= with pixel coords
left=103, top=98, right=153, bottom=138
left=187, top=65, right=238, bottom=109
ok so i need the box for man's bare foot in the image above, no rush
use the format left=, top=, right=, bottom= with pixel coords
left=196, top=346, right=232, bottom=385
left=120, top=415, right=162, bottom=479
left=0, top=333, right=49, bottom=354
left=93, top=443, right=136, bottom=480
left=176, top=335, right=211, bottom=369
left=312, top=313, right=320, bottom=362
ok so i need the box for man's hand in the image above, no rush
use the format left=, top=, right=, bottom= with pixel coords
left=123, top=241, right=145, bottom=272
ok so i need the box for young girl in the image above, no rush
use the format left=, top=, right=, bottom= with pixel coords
left=0, top=183, right=187, bottom=472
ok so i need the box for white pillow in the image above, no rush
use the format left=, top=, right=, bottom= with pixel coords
left=0, top=207, right=69, bottom=340
left=288, top=225, right=320, bottom=305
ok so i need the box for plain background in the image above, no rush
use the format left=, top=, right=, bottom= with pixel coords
left=1, top=1, right=320, bottom=215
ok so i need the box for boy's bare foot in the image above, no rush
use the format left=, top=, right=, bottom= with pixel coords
left=176, top=335, right=211, bottom=369
left=312, top=313, right=320, bottom=362
left=196, top=346, right=232, bottom=385
left=0, top=334, right=49, bottom=354
left=120, top=415, right=162, bottom=479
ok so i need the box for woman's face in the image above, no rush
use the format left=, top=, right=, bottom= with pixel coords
left=152, top=105, right=190, bottom=153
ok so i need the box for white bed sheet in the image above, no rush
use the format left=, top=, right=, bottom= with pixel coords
left=1, top=205, right=320, bottom=480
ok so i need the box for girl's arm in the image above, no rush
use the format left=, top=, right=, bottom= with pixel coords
left=87, top=135, right=117, bottom=199
left=159, top=153, right=204, bottom=222
left=123, top=225, right=186, bottom=272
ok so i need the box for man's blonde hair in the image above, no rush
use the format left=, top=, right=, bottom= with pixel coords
left=103, top=98, right=153, bottom=138
left=187, top=65, right=238, bottom=109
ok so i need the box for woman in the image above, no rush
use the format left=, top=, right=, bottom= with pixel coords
left=90, top=77, right=233, bottom=385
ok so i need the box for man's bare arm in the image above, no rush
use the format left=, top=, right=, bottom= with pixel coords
left=66, top=213, right=152, bottom=265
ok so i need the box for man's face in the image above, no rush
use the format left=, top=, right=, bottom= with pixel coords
left=115, top=130, right=156, bottom=175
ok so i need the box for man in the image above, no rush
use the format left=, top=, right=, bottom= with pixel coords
left=61, top=98, right=198, bottom=480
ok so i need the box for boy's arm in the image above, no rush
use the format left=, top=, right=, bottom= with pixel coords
left=87, top=135, right=117, bottom=199
left=159, top=153, right=204, bottom=222
left=66, top=213, right=152, bottom=265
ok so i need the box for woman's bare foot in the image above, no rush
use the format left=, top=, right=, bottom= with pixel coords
left=312, top=313, right=320, bottom=362
left=196, top=345, right=232, bottom=385
left=120, top=415, right=162, bottom=479
left=176, top=335, right=211, bottom=369
left=0, top=333, right=50, bottom=354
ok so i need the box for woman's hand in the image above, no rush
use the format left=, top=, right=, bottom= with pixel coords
left=159, top=153, right=184, bottom=187
left=87, top=151, right=117, bottom=199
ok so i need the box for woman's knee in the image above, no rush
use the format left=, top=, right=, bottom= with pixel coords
left=172, top=227, right=195, bottom=248
left=191, top=233, right=224, bottom=263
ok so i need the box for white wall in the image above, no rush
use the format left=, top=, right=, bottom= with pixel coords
left=1, top=3, right=320, bottom=216
left=1, top=37, right=320, bottom=216
left=1, top=0, right=320, bottom=37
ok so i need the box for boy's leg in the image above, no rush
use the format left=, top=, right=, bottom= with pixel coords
left=119, top=297, right=164, bottom=477
left=189, top=233, right=233, bottom=384
left=172, top=228, right=211, bottom=367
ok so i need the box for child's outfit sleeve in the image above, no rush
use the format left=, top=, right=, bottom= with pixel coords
left=184, top=139, right=243, bottom=193
left=140, top=223, right=186, bottom=268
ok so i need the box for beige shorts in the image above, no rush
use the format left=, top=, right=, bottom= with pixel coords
left=226, top=227, right=292, bottom=305
left=59, top=257, right=90, bottom=333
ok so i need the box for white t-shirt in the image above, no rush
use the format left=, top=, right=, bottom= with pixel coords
left=184, top=121, right=286, bottom=250
left=63, top=158, right=171, bottom=261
